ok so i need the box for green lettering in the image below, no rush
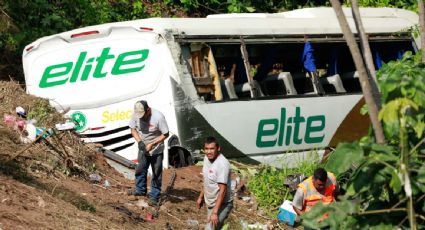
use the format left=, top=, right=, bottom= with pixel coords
left=111, top=49, right=149, bottom=74
left=80, top=58, right=94, bottom=81
left=304, top=115, right=325, bottom=143
left=69, top=51, right=87, bottom=83
left=256, top=119, right=278, bottom=148
left=293, top=107, right=306, bottom=145
left=93, top=47, right=114, bottom=78
left=39, top=62, right=73, bottom=88
left=277, top=108, right=286, bottom=146
left=285, top=118, right=293, bottom=146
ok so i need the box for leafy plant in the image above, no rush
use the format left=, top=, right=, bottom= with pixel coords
left=27, top=98, right=54, bottom=125
left=247, top=151, right=320, bottom=215
left=302, top=52, right=425, bottom=229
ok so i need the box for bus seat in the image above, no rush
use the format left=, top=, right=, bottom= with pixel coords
left=320, top=74, right=346, bottom=93
left=263, top=72, right=297, bottom=95
left=342, top=71, right=359, bottom=79
left=234, top=80, right=265, bottom=98
left=341, top=71, right=361, bottom=92
left=229, top=79, right=264, bottom=99
left=224, top=78, right=238, bottom=99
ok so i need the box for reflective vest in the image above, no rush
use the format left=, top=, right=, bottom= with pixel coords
left=298, top=172, right=337, bottom=212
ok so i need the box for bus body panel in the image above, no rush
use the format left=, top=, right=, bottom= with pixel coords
left=22, top=7, right=419, bottom=168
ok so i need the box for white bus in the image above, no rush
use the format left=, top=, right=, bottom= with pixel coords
left=22, top=7, right=419, bottom=168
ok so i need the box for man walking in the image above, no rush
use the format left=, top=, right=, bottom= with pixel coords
left=128, top=100, right=169, bottom=206
left=197, top=136, right=233, bottom=230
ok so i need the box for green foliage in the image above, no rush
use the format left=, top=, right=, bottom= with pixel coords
left=247, top=152, right=319, bottom=215
left=27, top=98, right=54, bottom=124
left=347, top=0, right=418, bottom=12
left=0, top=0, right=420, bottom=81
left=378, top=51, right=425, bottom=141
left=325, top=142, right=364, bottom=175
left=304, top=52, right=425, bottom=229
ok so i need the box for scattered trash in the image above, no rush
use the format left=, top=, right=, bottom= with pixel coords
left=277, top=200, right=297, bottom=226
left=169, top=194, right=186, bottom=200
left=231, top=179, right=237, bottom=192
left=16, top=106, right=27, bottom=118
left=136, top=200, right=149, bottom=208
left=284, top=173, right=306, bottom=192
left=55, top=121, right=76, bottom=131
left=4, top=113, right=55, bottom=143
left=187, top=219, right=199, bottom=229
left=103, top=179, right=110, bottom=188
left=89, top=173, right=102, bottom=183
left=146, top=213, right=154, bottom=223
left=3, top=114, right=25, bottom=131
left=235, top=176, right=241, bottom=186
left=21, top=123, right=36, bottom=143
left=241, top=196, right=251, bottom=202
left=241, top=220, right=267, bottom=230
left=240, top=220, right=249, bottom=229
left=247, top=222, right=267, bottom=230
left=35, top=127, right=54, bottom=138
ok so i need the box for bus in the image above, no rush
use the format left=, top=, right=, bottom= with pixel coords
left=22, top=7, right=419, bottom=168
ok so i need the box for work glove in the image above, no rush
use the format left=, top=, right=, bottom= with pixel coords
left=138, top=141, right=146, bottom=151
left=135, top=141, right=147, bottom=175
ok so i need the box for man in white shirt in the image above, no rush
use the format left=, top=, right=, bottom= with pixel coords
left=197, top=136, right=233, bottom=230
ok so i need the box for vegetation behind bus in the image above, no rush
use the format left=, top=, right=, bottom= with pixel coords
left=241, top=51, right=424, bottom=228
left=0, top=0, right=420, bottom=82
left=300, top=51, right=425, bottom=229
left=245, top=151, right=320, bottom=216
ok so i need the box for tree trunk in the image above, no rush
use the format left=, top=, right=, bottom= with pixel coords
left=351, top=0, right=381, bottom=109
left=330, top=0, right=385, bottom=144
left=419, top=0, right=425, bottom=63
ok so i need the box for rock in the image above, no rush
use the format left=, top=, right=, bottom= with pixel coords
left=136, top=200, right=149, bottom=208
left=37, top=196, right=46, bottom=208
left=89, top=173, right=102, bottom=183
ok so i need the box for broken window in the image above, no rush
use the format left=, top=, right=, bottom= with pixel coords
left=183, top=37, right=415, bottom=102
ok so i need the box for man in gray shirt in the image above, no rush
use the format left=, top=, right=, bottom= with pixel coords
left=197, top=136, right=233, bottom=230
left=127, top=100, right=169, bottom=206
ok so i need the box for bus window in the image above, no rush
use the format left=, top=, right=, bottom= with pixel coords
left=189, top=43, right=223, bottom=101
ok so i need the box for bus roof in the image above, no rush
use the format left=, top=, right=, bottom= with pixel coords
left=25, top=7, right=418, bottom=49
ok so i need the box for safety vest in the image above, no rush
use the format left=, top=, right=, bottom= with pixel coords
left=298, top=172, right=337, bottom=212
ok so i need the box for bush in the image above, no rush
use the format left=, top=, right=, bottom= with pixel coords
left=247, top=152, right=320, bottom=216
left=302, top=52, right=425, bottom=229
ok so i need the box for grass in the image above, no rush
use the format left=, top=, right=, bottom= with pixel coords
left=246, top=150, right=321, bottom=217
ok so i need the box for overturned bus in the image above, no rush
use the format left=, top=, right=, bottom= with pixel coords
left=22, top=7, right=419, bottom=168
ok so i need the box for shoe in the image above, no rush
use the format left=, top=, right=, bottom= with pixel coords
left=148, top=199, right=159, bottom=206
left=127, top=189, right=146, bottom=196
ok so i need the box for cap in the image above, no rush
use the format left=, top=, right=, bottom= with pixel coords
left=133, top=100, right=149, bottom=119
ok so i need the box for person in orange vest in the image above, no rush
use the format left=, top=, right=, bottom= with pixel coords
left=292, top=168, right=338, bottom=216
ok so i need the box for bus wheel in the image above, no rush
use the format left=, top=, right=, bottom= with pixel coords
left=178, top=149, right=187, bottom=167
left=169, top=147, right=193, bottom=168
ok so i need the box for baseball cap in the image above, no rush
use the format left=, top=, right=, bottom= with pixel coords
left=133, top=100, right=149, bottom=119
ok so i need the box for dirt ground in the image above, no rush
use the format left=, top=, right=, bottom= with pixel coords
left=0, top=153, right=289, bottom=230
left=0, top=80, right=296, bottom=229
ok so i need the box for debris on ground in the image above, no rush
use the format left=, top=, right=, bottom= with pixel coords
left=0, top=80, right=299, bottom=229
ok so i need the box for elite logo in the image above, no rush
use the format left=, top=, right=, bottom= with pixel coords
left=256, top=107, right=326, bottom=148
left=71, top=111, right=87, bottom=132
left=39, top=47, right=149, bottom=88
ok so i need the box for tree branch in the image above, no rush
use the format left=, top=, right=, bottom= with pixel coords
left=357, top=208, right=406, bottom=216
left=330, top=0, right=386, bottom=144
